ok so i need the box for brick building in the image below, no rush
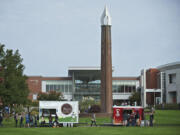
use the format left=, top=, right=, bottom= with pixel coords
left=27, top=67, right=140, bottom=106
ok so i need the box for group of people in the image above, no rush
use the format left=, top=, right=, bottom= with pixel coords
left=123, top=111, right=140, bottom=126
left=40, top=113, right=59, bottom=127
left=0, top=110, right=155, bottom=128
left=14, top=112, right=39, bottom=128
left=123, top=111, right=154, bottom=127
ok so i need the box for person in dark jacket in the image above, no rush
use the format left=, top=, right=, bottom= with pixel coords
left=0, top=113, right=3, bottom=127
left=126, top=113, right=130, bottom=126
left=150, top=112, right=154, bottom=127
left=34, top=115, right=37, bottom=127
left=54, top=114, right=59, bottom=127
left=25, top=113, right=30, bottom=128
left=135, top=111, right=140, bottom=126
left=14, top=113, right=19, bottom=127
left=49, top=114, right=53, bottom=127
left=20, top=113, right=24, bottom=127
left=123, top=112, right=128, bottom=126
left=131, top=112, right=136, bottom=126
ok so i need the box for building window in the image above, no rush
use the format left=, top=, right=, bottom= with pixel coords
left=132, top=86, right=136, bottom=92
left=33, top=94, right=37, bottom=101
left=169, top=74, right=176, bottom=84
left=69, top=84, right=72, bottom=92
left=50, top=85, right=53, bottom=91
left=46, top=85, right=50, bottom=92
left=65, top=84, right=68, bottom=93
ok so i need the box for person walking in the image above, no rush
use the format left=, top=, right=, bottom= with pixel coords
left=91, top=113, right=97, bottom=127
left=150, top=112, right=154, bottom=127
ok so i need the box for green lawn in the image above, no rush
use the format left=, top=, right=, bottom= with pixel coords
left=80, top=110, right=180, bottom=125
left=0, top=127, right=180, bottom=135
left=153, top=110, right=180, bottom=125
left=0, top=110, right=180, bottom=135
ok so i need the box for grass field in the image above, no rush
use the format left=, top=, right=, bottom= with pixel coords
left=153, top=110, right=180, bottom=125
left=79, top=110, right=180, bottom=125
left=0, top=127, right=180, bottom=135
left=0, top=110, right=180, bottom=135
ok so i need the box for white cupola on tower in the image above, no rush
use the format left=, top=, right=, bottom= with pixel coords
left=101, top=6, right=112, bottom=26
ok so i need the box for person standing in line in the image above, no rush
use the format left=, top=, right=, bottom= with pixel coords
left=37, top=114, right=39, bottom=126
left=0, top=113, right=3, bottom=127
left=41, top=114, right=45, bottom=127
left=53, top=114, right=59, bottom=127
left=126, top=113, right=130, bottom=127
left=20, top=113, right=24, bottom=127
left=123, top=111, right=128, bottom=126
left=131, top=112, right=136, bottom=126
left=34, top=115, right=37, bottom=127
left=91, top=113, right=97, bottom=127
left=14, top=113, right=19, bottom=127
left=30, top=115, right=34, bottom=127
left=25, top=113, right=30, bottom=128
left=49, top=114, right=53, bottom=127
left=135, top=111, right=140, bottom=126
left=150, top=112, right=154, bottom=127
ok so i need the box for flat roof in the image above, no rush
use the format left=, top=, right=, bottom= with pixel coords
left=68, top=67, right=101, bottom=71
left=68, top=66, right=115, bottom=71
left=68, top=66, right=114, bottom=82
left=157, top=61, right=180, bottom=70
left=27, top=76, right=72, bottom=81
left=113, top=106, right=143, bottom=108
left=113, top=77, right=139, bottom=81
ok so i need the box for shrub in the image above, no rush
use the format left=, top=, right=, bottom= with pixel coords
left=30, top=107, right=39, bottom=116
left=38, top=91, right=63, bottom=101
left=14, top=105, right=25, bottom=114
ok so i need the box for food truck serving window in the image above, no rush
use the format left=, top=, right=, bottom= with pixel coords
left=123, top=109, right=132, bottom=114
left=42, top=109, right=56, bottom=116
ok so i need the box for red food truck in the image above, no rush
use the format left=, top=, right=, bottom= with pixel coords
left=113, top=106, right=144, bottom=125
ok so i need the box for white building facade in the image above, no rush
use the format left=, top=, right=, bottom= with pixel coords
left=157, top=62, right=180, bottom=104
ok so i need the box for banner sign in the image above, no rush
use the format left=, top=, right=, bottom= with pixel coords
left=39, top=101, right=79, bottom=123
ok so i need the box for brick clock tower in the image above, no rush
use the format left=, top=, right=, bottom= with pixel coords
left=100, top=6, right=113, bottom=114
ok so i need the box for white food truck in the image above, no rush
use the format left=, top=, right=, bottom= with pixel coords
left=39, top=101, right=79, bottom=126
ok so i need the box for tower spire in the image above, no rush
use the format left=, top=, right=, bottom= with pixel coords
left=100, top=6, right=112, bottom=114
left=101, top=6, right=111, bottom=25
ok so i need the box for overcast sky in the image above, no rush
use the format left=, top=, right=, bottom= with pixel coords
left=0, top=0, right=180, bottom=77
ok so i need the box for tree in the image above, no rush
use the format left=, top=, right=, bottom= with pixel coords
left=129, top=91, right=141, bottom=106
left=0, top=44, right=29, bottom=107
left=37, top=91, right=63, bottom=101
left=79, top=97, right=100, bottom=113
